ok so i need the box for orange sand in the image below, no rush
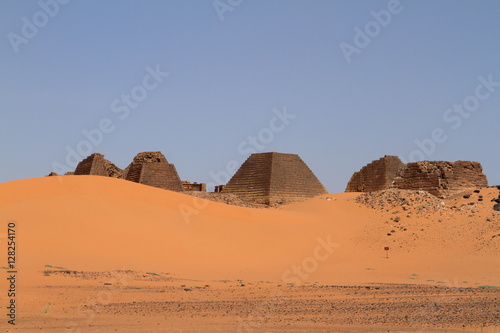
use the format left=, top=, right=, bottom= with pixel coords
left=1, top=176, right=498, bottom=286
left=0, top=176, right=498, bottom=331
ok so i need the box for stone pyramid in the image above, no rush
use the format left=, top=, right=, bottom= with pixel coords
left=345, top=155, right=403, bottom=192
left=74, top=153, right=123, bottom=178
left=121, top=151, right=184, bottom=192
left=221, top=152, right=328, bottom=205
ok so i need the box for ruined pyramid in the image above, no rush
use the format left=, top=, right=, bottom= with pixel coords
left=121, top=151, right=184, bottom=191
left=74, top=153, right=123, bottom=178
left=345, top=155, right=488, bottom=197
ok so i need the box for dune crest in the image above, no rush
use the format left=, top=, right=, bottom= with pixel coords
left=0, top=176, right=498, bottom=287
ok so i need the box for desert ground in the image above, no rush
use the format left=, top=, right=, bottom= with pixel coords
left=0, top=176, right=499, bottom=332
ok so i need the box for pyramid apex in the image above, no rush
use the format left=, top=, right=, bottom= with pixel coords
left=222, top=153, right=327, bottom=205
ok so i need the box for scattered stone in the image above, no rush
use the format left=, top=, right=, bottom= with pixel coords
left=493, top=204, right=500, bottom=212
left=354, top=189, right=439, bottom=211
left=182, top=192, right=263, bottom=209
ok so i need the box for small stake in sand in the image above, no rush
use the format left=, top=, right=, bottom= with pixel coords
left=384, top=247, right=390, bottom=259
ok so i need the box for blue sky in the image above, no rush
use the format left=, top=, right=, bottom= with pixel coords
left=1, top=0, right=499, bottom=192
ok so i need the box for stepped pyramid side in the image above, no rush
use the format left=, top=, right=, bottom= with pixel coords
left=345, top=155, right=403, bottom=192
left=267, top=153, right=328, bottom=204
left=222, top=152, right=328, bottom=205
left=74, top=153, right=123, bottom=178
left=123, top=163, right=143, bottom=183
left=220, top=153, right=273, bottom=204
left=139, top=163, right=184, bottom=191
left=122, top=151, right=184, bottom=192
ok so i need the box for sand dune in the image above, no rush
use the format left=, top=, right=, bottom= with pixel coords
left=1, top=175, right=498, bottom=286
left=0, top=176, right=499, bottom=331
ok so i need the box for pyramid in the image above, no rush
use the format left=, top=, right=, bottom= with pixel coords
left=345, top=156, right=488, bottom=197
left=221, top=152, right=328, bottom=205
left=74, top=153, right=123, bottom=178
left=121, top=151, right=184, bottom=192
left=345, top=155, right=403, bottom=192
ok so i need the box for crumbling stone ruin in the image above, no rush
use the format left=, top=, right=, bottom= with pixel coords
left=346, top=155, right=489, bottom=197
left=182, top=191, right=262, bottom=208
left=47, top=171, right=74, bottom=176
left=182, top=181, right=206, bottom=192
left=392, top=160, right=488, bottom=197
left=121, top=152, right=184, bottom=191
left=221, top=152, right=328, bottom=205
left=345, top=155, right=403, bottom=192
left=74, top=153, right=123, bottom=178
left=214, top=185, right=225, bottom=193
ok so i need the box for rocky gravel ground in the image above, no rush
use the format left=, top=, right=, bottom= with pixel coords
left=182, top=191, right=267, bottom=208
left=354, top=189, right=442, bottom=212
left=92, top=281, right=500, bottom=330
left=354, top=187, right=500, bottom=215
